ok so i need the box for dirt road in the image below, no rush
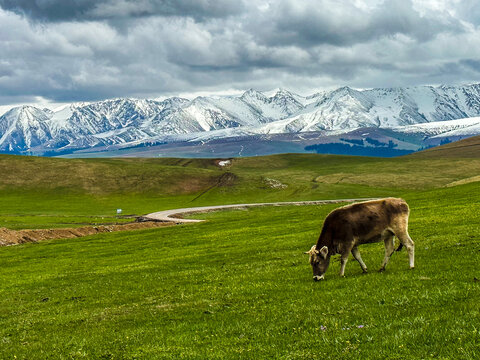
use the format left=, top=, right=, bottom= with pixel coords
left=1, top=198, right=376, bottom=247
left=143, top=198, right=377, bottom=223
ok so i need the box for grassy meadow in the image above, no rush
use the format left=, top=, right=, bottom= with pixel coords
left=0, top=147, right=479, bottom=358
left=1, top=152, right=480, bottom=228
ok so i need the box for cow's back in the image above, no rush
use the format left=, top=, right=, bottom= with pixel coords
left=322, top=198, right=409, bottom=240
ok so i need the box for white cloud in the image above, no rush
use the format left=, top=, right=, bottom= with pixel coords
left=0, top=0, right=480, bottom=106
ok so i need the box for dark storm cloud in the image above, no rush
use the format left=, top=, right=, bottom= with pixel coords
left=461, top=59, right=480, bottom=72
left=255, top=0, right=464, bottom=47
left=0, top=0, right=245, bottom=22
left=1, top=0, right=480, bottom=107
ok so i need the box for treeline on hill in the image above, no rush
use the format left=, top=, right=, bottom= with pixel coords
left=341, top=137, right=399, bottom=148
left=305, top=138, right=414, bottom=157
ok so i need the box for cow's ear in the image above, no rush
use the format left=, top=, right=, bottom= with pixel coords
left=319, top=246, right=328, bottom=259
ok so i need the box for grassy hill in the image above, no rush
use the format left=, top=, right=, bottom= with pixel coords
left=1, top=148, right=480, bottom=229
left=0, top=138, right=479, bottom=358
left=412, top=134, right=480, bottom=158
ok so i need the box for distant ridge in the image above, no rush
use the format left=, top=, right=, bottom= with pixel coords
left=2, top=83, right=480, bottom=157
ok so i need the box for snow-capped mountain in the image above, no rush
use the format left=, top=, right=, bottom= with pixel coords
left=0, top=106, right=52, bottom=152
left=393, top=116, right=480, bottom=138
left=2, top=84, right=480, bottom=155
left=254, top=84, right=480, bottom=134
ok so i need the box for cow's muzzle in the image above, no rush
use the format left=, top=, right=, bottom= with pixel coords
left=313, top=275, right=324, bottom=281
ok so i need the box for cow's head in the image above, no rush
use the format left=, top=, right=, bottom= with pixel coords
left=305, top=245, right=330, bottom=281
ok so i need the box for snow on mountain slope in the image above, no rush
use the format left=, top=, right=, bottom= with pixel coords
left=42, top=98, right=188, bottom=149
left=393, top=116, right=480, bottom=138
left=147, top=97, right=249, bottom=135
left=61, top=98, right=160, bottom=135
left=0, top=106, right=52, bottom=152
left=239, top=89, right=284, bottom=119
left=252, top=87, right=378, bottom=133
left=261, top=83, right=480, bottom=134
left=363, top=84, right=480, bottom=125
left=145, top=116, right=480, bottom=148
left=270, top=89, right=306, bottom=115
left=145, top=89, right=305, bottom=136
left=47, top=103, right=86, bottom=131
left=3, top=83, right=480, bottom=155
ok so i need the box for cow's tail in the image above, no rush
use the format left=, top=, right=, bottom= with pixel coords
left=396, top=243, right=403, bottom=252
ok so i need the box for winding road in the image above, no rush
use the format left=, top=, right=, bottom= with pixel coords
left=1, top=198, right=378, bottom=247
left=143, top=198, right=378, bottom=224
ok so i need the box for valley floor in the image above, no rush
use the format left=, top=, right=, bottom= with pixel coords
left=0, top=183, right=479, bottom=359
left=0, top=152, right=479, bottom=358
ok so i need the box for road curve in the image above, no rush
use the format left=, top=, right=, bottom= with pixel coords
left=143, top=198, right=378, bottom=224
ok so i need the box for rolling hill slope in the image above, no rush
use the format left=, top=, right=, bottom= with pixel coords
left=412, top=134, right=480, bottom=158
left=0, top=134, right=479, bottom=230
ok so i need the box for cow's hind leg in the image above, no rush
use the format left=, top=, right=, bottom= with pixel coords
left=379, top=233, right=395, bottom=272
left=397, top=232, right=415, bottom=269
left=351, top=246, right=368, bottom=273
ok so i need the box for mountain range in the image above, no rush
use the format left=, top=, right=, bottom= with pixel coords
left=2, top=84, right=480, bottom=157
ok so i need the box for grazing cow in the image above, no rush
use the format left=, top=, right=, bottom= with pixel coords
left=305, top=198, right=414, bottom=281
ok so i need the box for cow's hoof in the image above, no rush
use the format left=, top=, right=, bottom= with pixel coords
left=378, top=267, right=385, bottom=272
left=409, top=266, right=415, bottom=270
left=362, top=269, right=368, bottom=274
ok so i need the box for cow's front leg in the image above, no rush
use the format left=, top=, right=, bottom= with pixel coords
left=379, top=234, right=395, bottom=272
left=339, top=255, right=349, bottom=277
left=351, top=246, right=367, bottom=273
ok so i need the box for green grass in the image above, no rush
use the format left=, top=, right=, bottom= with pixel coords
left=0, top=149, right=480, bottom=358
left=0, top=182, right=479, bottom=359
left=1, top=152, right=480, bottom=229
left=0, top=214, right=133, bottom=230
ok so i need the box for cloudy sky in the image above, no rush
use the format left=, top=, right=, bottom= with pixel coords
left=1, top=0, right=480, bottom=111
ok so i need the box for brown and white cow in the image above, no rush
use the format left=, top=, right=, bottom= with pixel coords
left=305, top=198, right=415, bottom=281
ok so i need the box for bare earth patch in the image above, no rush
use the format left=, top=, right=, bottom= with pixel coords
left=264, top=178, right=288, bottom=189
left=0, top=221, right=173, bottom=247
